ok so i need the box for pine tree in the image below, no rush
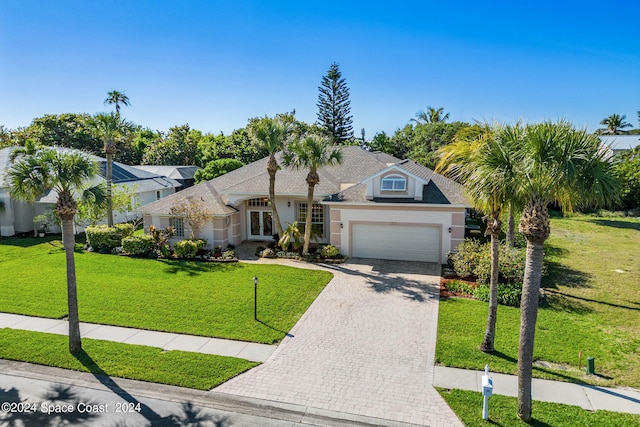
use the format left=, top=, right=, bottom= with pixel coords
left=317, top=62, right=354, bottom=144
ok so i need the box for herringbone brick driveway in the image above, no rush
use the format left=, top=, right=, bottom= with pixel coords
left=216, top=259, right=462, bottom=426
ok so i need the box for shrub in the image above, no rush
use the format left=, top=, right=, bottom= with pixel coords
left=261, top=248, right=276, bottom=258
left=114, top=223, right=134, bottom=237
left=86, top=225, right=122, bottom=253
left=451, top=239, right=525, bottom=285
left=222, top=249, right=236, bottom=260
left=122, top=235, right=155, bottom=257
left=174, top=239, right=206, bottom=259
left=444, top=279, right=476, bottom=295
left=472, top=282, right=522, bottom=307
left=320, top=244, right=340, bottom=258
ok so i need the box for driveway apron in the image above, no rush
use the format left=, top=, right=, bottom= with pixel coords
left=215, top=259, right=462, bottom=426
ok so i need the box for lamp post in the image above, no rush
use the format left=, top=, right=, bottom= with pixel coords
left=253, top=275, right=258, bottom=320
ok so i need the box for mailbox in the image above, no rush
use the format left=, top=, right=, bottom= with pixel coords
left=482, top=374, right=493, bottom=397
left=482, top=365, right=493, bottom=420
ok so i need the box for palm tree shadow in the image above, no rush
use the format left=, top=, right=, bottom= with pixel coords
left=586, top=218, right=640, bottom=231
left=542, top=245, right=592, bottom=290
left=73, top=349, right=164, bottom=423
left=0, top=384, right=98, bottom=426
left=323, top=259, right=440, bottom=303
left=73, top=350, right=230, bottom=426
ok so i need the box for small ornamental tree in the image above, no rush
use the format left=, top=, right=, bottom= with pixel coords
left=169, top=196, right=210, bottom=239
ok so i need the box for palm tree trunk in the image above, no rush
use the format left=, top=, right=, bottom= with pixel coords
left=517, top=238, right=545, bottom=421
left=62, top=218, right=82, bottom=353
left=268, top=169, right=283, bottom=237
left=106, top=153, right=113, bottom=227
left=480, top=230, right=500, bottom=352
left=506, top=203, right=515, bottom=247
left=303, top=183, right=315, bottom=254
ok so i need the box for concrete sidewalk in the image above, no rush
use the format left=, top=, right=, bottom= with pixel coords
left=0, top=312, right=276, bottom=363
left=434, top=366, right=640, bottom=415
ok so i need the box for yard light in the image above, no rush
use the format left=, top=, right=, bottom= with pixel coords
left=253, top=275, right=258, bottom=320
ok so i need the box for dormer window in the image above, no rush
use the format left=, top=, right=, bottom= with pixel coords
left=381, top=175, right=406, bottom=191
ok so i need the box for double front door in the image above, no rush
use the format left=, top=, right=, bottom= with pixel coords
left=248, top=210, right=273, bottom=239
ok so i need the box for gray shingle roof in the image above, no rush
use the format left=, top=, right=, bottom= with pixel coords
left=140, top=146, right=468, bottom=214
left=139, top=180, right=237, bottom=215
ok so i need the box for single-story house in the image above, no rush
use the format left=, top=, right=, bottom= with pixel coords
left=0, top=146, right=181, bottom=236
left=131, top=165, right=201, bottom=190
left=140, top=146, right=469, bottom=263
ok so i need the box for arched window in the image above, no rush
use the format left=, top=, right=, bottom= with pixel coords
left=381, top=174, right=406, bottom=191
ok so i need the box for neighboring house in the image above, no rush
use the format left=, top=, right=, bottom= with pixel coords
left=599, top=135, right=640, bottom=154
left=140, top=147, right=469, bottom=263
left=131, top=165, right=201, bottom=190
left=0, top=146, right=181, bottom=236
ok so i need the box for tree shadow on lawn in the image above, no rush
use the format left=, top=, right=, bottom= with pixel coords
left=72, top=349, right=226, bottom=427
left=542, top=246, right=592, bottom=290
left=0, top=235, right=59, bottom=248
left=544, top=289, right=640, bottom=312
left=585, top=218, right=640, bottom=231
left=160, top=259, right=238, bottom=277
left=322, top=258, right=440, bottom=303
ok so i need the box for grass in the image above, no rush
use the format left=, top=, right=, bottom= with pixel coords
left=0, top=237, right=333, bottom=344
left=437, top=388, right=640, bottom=427
left=437, top=215, right=640, bottom=388
left=0, top=329, right=257, bottom=390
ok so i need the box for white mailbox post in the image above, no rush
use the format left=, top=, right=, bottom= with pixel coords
left=481, top=364, right=493, bottom=420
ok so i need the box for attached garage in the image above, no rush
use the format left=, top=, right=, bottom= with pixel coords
left=351, top=223, right=441, bottom=263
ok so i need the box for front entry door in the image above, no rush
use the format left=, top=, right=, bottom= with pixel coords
left=248, top=211, right=273, bottom=239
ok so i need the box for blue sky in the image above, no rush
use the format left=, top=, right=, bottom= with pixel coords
left=2, top=1, right=639, bottom=136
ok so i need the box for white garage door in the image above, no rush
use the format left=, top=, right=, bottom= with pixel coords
left=351, top=223, right=441, bottom=262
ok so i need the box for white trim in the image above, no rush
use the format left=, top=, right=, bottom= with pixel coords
left=360, top=164, right=431, bottom=186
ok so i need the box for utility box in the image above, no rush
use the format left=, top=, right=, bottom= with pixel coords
left=586, top=357, right=595, bottom=375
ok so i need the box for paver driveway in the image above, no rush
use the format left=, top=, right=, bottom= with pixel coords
left=216, top=259, right=462, bottom=426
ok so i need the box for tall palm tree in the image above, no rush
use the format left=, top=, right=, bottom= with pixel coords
left=9, top=149, right=100, bottom=353
left=283, top=134, right=343, bottom=254
left=104, top=90, right=130, bottom=117
left=10, top=139, right=44, bottom=236
left=515, top=121, right=619, bottom=421
left=93, top=112, right=124, bottom=226
left=249, top=117, right=291, bottom=237
left=599, top=113, right=632, bottom=135
left=411, top=106, right=450, bottom=124
left=437, top=122, right=522, bottom=352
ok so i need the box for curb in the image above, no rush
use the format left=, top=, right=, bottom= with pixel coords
left=0, top=360, right=422, bottom=427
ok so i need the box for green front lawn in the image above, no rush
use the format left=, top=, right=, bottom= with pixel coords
left=437, top=215, right=640, bottom=388
left=0, top=329, right=257, bottom=390
left=437, top=388, right=640, bottom=427
left=0, top=237, right=333, bottom=344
